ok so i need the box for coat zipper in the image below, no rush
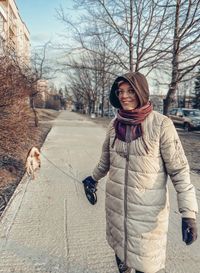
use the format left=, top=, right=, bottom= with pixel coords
left=124, top=126, right=131, bottom=264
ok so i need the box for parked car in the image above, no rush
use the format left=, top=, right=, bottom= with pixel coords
left=168, top=108, right=200, bottom=131
left=103, top=109, right=116, bottom=117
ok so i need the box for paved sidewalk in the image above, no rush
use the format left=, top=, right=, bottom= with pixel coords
left=0, top=110, right=199, bottom=273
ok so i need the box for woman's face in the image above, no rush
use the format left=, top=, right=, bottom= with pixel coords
left=116, top=82, right=139, bottom=110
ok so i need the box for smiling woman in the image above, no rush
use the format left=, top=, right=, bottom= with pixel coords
left=82, top=71, right=198, bottom=273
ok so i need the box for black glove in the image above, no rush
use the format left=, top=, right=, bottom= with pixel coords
left=82, top=176, right=97, bottom=205
left=182, top=217, right=197, bottom=245
left=82, top=176, right=97, bottom=191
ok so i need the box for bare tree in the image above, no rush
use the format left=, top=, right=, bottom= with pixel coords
left=57, top=0, right=200, bottom=114
left=56, top=17, right=117, bottom=115
left=56, top=0, right=175, bottom=114
left=67, top=53, right=101, bottom=114
left=163, top=0, right=200, bottom=114
left=27, top=41, right=59, bottom=125
left=57, top=0, right=172, bottom=73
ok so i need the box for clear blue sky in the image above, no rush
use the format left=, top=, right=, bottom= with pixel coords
left=15, top=0, right=77, bottom=87
left=16, top=0, right=74, bottom=47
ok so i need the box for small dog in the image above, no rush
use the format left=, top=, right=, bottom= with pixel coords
left=25, top=147, right=41, bottom=179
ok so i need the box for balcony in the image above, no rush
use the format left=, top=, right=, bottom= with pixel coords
left=0, top=30, right=6, bottom=40
left=0, top=4, right=7, bottom=20
left=9, top=21, right=16, bottom=36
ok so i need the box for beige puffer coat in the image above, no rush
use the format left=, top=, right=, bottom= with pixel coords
left=92, top=111, right=198, bottom=273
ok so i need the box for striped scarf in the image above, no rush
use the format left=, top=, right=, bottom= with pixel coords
left=114, top=102, right=153, bottom=142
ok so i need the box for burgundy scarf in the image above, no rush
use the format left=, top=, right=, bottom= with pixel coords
left=114, top=102, right=153, bottom=142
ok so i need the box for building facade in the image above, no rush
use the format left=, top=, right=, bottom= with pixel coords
left=0, top=0, right=30, bottom=62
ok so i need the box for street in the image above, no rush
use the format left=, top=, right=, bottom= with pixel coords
left=0, top=110, right=199, bottom=273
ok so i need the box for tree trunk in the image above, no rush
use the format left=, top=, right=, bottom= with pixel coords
left=163, top=0, right=180, bottom=115
left=129, top=0, right=134, bottom=72
left=30, top=96, right=39, bottom=127
left=33, top=107, right=39, bottom=127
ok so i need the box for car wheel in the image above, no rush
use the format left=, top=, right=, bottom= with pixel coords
left=184, top=123, right=191, bottom=132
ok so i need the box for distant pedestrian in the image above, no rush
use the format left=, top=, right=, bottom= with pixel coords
left=60, top=95, right=67, bottom=110
left=82, top=72, right=198, bottom=273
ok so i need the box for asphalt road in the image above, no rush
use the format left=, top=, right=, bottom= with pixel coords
left=0, top=111, right=199, bottom=273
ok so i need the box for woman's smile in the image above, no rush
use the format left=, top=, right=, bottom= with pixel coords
left=117, top=82, right=139, bottom=110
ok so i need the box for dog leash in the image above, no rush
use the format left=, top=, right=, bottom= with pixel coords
left=40, top=151, right=106, bottom=193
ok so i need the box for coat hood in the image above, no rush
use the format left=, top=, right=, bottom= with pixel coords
left=109, top=72, right=150, bottom=108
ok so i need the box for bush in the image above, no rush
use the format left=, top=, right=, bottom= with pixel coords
left=0, top=56, right=32, bottom=155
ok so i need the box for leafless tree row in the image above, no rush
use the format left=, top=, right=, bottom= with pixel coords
left=57, top=0, right=200, bottom=114
left=0, top=42, right=59, bottom=156
left=163, top=0, right=200, bottom=113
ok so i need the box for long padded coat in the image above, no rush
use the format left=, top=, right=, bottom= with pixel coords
left=92, top=110, right=198, bottom=273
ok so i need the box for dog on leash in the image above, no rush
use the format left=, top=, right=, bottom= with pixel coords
left=25, top=147, right=41, bottom=179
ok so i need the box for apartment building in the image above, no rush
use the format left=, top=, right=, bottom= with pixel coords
left=0, top=0, right=30, bottom=62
